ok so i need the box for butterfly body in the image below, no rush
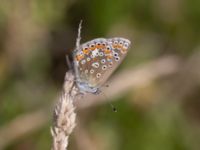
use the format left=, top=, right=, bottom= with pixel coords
left=73, top=37, right=131, bottom=94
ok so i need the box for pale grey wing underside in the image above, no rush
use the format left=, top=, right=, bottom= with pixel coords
left=73, top=37, right=131, bottom=91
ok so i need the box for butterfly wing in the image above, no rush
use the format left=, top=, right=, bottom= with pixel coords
left=73, top=37, right=131, bottom=93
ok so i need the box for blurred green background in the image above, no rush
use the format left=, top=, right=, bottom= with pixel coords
left=0, top=0, right=200, bottom=150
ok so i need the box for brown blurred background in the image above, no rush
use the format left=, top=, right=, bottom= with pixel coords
left=0, top=0, right=200, bottom=149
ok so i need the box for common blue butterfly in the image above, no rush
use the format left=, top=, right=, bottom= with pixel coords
left=73, top=37, right=131, bottom=94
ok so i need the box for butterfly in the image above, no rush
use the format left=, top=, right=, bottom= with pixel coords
left=72, top=37, right=131, bottom=94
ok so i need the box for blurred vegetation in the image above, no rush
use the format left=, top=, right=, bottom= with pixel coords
left=0, top=0, right=200, bottom=150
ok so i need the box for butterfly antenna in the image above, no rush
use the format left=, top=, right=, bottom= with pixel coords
left=76, top=20, right=83, bottom=49
left=101, top=91, right=117, bottom=112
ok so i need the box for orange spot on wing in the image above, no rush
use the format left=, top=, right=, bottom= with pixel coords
left=101, top=45, right=106, bottom=49
left=117, top=44, right=123, bottom=49
left=96, top=44, right=105, bottom=49
left=96, top=45, right=101, bottom=49
left=83, top=48, right=90, bottom=55
left=104, top=49, right=111, bottom=54
left=76, top=54, right=84, bottom=61
left=106, top=55, right=113, bottom=59
left=121, top=47, right=128, bottom=53
left=113, top=44, right=118, bottom=49
left=93, top=57, right=97, bottom=61
left=90, top=47, right=96, bottom=51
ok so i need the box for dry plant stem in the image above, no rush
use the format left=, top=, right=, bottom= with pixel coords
left=51, top=20, right=83, bottom=150
left=51, top=71, right=77, bottom=150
